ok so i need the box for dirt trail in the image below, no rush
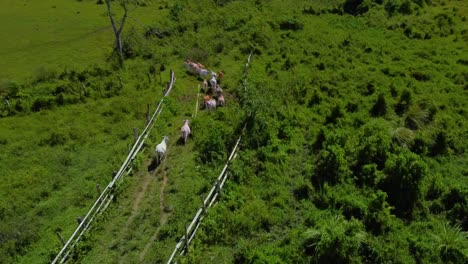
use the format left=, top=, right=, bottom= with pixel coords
left=116, top=160, right=157, bottom=264
left=139, top=157, right=171, bottom=261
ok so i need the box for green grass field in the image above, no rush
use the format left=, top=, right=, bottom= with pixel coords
left=1, top=0, right=468, bottom=263
left=0, top=0, right=114, bottom=80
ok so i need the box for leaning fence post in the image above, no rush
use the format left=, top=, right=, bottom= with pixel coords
left=77, top=216, right=83, bottom=225
left=216, top=180, right=222, bottom=199
left=200, top=195, right=206, bottom=214
left=133, top=128, right=138, bottom=142
left=184, top=225, right=190, bottom=254
left=56, top=231, right=65, bottom=246
left=112, top=171, right=117, bottom=180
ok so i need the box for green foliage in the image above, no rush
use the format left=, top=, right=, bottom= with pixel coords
left=370, top=93, right=387, bottom=117
left=303, top=215, right=366, bottom=263
left=2, top=0, right=468, bottom=263
left=314, top=144, right=351, bottom=186
left=381, top=149, right=428, bottom=218
left=432, top=222, right=468, bottom=263
left=364, top=191, right=395, bottom=235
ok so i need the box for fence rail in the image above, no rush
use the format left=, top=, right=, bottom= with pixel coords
left=167, top=53, right=253, bottom=264
left=52, top=70, right=176, bottom=264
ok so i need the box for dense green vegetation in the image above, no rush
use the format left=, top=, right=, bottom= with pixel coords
left=1, top=0, right=467, bottom=263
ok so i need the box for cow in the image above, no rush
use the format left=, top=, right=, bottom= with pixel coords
left=184, top=60, right=195, bottom=72
left=155, top=136, right=169, bottom=165
left=181, top=120, right=191, bottom=144
left=214, top=84, right=223, bottom=94
left=203, top=79, right=208, bottom=92
left=217, top=94, right=225, bottom=106
left=217, top=71, right=224, bottom=83
left=210, top=74, right=217, bottom=89
left=204, top=99, right=217, bottom=111
left=198, top=68, right=209, bottom=79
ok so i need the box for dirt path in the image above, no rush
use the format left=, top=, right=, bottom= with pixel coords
left=115, top=160, right=157, bottom=264
left=139, top=157, right=171, bottom=261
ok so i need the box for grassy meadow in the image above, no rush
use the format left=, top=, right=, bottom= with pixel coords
left=1, top=0, right=468, bottom=263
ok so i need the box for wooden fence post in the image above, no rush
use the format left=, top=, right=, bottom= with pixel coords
left=56, top=231, right=65, bottom=246
left=216, top=180, right=222, bottom=198
left=76, top=216, right=83, bottom=225
left=184, top=225, right=190, bottom=254
left=112, top=171, right=117, bottom=180
left=133, top=128, right=138, bottom=142
left=200, top=195, right=206, bottom=214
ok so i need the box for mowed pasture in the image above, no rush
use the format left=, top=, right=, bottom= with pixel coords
left=1, top=0, right=468, bottom=263
left=0, top=0, right=113, bottom=80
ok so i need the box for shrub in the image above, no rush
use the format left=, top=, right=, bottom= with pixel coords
left=314, top=145, right=350, bottom=186
left=405, top=105, right=429, bottom=129
left=279, top=18, right=304, bottom=31
left=395, top=90, right=412, bottom=116
left=392, top=127, right=415, bottom=147
left=355, top=119, right=392, bottom=172
left=192, top=118, right=227, bottom=164
left=381, top=149, right=428, bottom=218
left=371, top=93, right=387, bottom=117
left=31, top=97, right=54, bottom=112
left=325, top=105, right=344, bottom=124
left=343, top=0, right=367, bottom=15
left=430, top=131, right=448, bottom=156
left=432, top=222, right=468, bottom=263
left=364, top=191, right=394, bottom=235
left=303, top=215, right=366, bottom=263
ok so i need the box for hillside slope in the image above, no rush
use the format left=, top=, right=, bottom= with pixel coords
left=1, top=0, right=467, bottom=263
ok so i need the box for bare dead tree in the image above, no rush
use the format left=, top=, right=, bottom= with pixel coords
left=104, top=0, right=136, bottom=61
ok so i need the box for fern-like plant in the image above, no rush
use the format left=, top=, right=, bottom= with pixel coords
left=433, top=222, right=468, bottom=263
left=405, top=105, right=429, bottom=130
left=392, top=127, right=415, bottom=147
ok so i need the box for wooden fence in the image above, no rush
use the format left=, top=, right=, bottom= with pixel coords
left=52, top=70, right=176, bottom=264
left=166, top=128, right=245, bottom=264
left=167, top=53, right=253, bottom=263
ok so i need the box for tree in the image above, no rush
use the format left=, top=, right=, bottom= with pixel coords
left=104, top=0, right=136, bottom=61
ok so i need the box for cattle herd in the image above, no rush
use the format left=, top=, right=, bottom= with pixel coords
left=155, top=60, right=226, bottom=164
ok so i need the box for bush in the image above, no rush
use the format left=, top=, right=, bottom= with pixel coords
left=31, top=97, right=54, bottom=112
left=364, top=191, right=394, bottom=235
left=381, top=149, right=428, bottom=218
left=371, top=93, right=387, bottom=117
left=279, top=18, right=304, bottom=31
left=314, top=144, right=351, bottom=186
left=303, top=215, right=366, bottom=263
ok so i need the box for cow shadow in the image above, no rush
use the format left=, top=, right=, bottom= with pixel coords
left=176, top=136, right=185, bottom=146
left=147, top=158, right=159, bottom=172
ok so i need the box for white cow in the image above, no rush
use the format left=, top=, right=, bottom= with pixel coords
left=217, top=94, right=225, bottom=106
left=203, top=80, right=208, bottom=92
left=210, top=75, right=217, bottom=90
left=181, top=120, right=191, bottom=144
left=204, top=99, right=217, bottom=111
left=198, top=68, right=209, bottom=79
left=214, top=84, right=223, bottom=94
left=155, top=136, right=169, bottom=165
